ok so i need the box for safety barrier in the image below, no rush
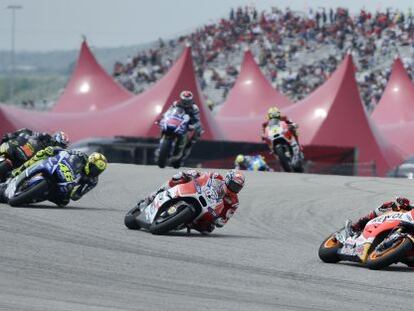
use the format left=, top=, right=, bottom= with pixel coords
left=71, top=136, right=365, bottom=175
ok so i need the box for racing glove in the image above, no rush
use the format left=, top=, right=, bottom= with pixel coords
left=0, top=142, right=9, bottom=154
left=214, top=217, right=226, bottom=228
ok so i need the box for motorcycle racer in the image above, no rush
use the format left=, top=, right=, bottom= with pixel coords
left=234, top=154, right=272, bottom=171
left=261, top=107, right=300, bottom=144
left=0, top=146, right=107, bottom=206
left=163, top=90, right=204, bottom=165
left=0, top=128, right=70, bottom=178
left=136, top=169, right=245, bottom=233
left=1, top=128, right=69, bottom=149
left=345, top=197, right=414, bottom=238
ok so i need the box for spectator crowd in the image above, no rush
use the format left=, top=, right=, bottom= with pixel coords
left=113, top=6, right=414, bottom=112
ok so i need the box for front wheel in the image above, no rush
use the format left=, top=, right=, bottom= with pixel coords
left=124, top=205, right=142, bottom=230
left=149, top=203, right=194, bottom=235
left=9, top=179, right=49, bottom=207
left=366, top=237, right=413, bottom=270
left=275, top=145, right=292, bottom=172
left=157, top=137, right=172, bottom=168
left=318, top=235, right=342, bottom=263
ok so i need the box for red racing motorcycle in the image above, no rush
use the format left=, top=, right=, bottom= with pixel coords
left=319, top=210, right=414, bottom=269
left=124, top=173, right=225, bottom=235
left=263, top=119, right=304, bottom=172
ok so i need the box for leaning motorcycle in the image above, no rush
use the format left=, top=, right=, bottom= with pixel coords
left=247, top=155, right=272, bottom=172
left=155, top=107, right=191, bottom=169
left=124, top=174, right=223, bottom=235
left=0, top=139, right=36, bottom=182
left=3, top=150, right=78, bottom=206
left=263, top=119, right=304, bottom=172
left=318, top=210, right=414, bottom=269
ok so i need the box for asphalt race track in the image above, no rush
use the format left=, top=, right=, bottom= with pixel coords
left=1, top=164, right=414, bottom=311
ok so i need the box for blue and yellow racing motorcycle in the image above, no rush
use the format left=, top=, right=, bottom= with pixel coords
left=3, top=150, right=79, bottom=206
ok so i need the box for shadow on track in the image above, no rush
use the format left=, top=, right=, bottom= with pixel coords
left=128, top=230, right=264, bottom=240
left=12, top=204, right=118, bottom=211
left=338, top=262, right=414, bottom=272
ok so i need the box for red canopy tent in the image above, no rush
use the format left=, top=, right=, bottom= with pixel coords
left=0, top=46, right=222, bottom=142
left=379, top=122, right=414, bottom=156
left=215, top=115, right=263, bottom=142
left=52, top=40, right=132, bottom=113
left=284, top=53, right=405, bottom=176
left=216, top=50, right=292, bottom=118
left=216, top=53, right=405, bottom=175
left=372, top=57, right=414, bottom=126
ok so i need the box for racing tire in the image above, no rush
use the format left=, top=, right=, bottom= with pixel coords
left=124, top=205, right=142, bottom=230
left=275, top=145, right=292, bottom=172
left=318, top=235, right=342, bottom=263
left=292, top=162, right=304, bottom=173
left=157, top=138, right=172, bottom=168
left=9, top=179, right=49, bottom=207
left=366, top=237, right=413, bottom=270
left=171, top=160, right=182, bottom=169
left=0, top=160, right=12, bottom=182
left=149, top=204, right=194, bottom=235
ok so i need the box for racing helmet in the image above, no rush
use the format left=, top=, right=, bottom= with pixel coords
left=52, top=131, right=69, bottom=148
left=267, top=107, right=281, bottom=120
left=224, top=169, right=245, bottom=194
left=85, top=152, right=107, bottom=177
left=235, top=154, right=245, bottom=166
left=396, top=197, right=411, bottom=210
left=179, top=90, right=194, bottom=108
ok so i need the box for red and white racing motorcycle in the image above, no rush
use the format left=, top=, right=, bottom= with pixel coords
left=124, top=174, right=224, bottom=235
left=263, top=119, right=304, bottom=172
left=319, top=210, right=414, bottom=269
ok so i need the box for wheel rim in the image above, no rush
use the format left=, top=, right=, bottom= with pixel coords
left=154, top=205, right=181, bottom=224
left=324, top=236, right=339, bottom=248
left=369, top=238, right=404, bottom=260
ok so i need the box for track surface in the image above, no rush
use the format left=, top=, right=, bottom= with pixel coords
left=1, top=164, right=414, bottom=310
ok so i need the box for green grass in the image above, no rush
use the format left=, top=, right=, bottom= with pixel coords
left=0, top=74, right=67, bottom=106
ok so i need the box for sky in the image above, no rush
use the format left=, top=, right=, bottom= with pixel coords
left=0, top=0, right=413, bottom=52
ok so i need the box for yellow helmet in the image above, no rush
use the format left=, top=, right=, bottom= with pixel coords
left=85, top=152, right=107, bottom=177
left=267, top=107, right=281, bottom=120
left=235, top=154, right=245, bottom=165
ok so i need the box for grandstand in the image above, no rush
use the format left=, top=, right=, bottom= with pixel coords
left=1, top=5, right=414, bottom=177
left=113, top=6, right=414, bottom=111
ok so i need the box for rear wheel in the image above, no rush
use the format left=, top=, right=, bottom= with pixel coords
left=366, top=236, right=413, bottom=270
left=318, top=235, right=342, bottom=263
left=157, top=137, right=172, bottom=168
left=275, top=145, right=292, bottom=172
left=149, top=203, right=194, bottom=235
left=124, top=205, right=142, bottom=230
left=9, top=179, right=49, bottom=207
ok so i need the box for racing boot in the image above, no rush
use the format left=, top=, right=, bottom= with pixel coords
left=344, top=219, right=355, bottom=239
left=135, top=186, right=167, bottom=211
left=175, top=139, right=196, bottom=168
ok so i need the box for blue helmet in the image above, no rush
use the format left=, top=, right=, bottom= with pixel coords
left=52, top=131, right=69, bottom=148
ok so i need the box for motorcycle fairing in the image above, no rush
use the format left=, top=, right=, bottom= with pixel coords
left=5, top=151, right=80, bottom=199
left=141, top=175, right=224, bottom=226
left=338, top=211, right=414, bottom=262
